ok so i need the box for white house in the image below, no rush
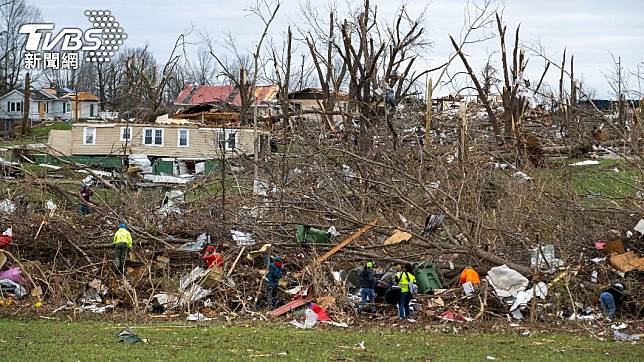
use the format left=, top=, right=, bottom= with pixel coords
left=61, top=92, right=100, bottom=120
left=0, top=88, right=100, bottom=123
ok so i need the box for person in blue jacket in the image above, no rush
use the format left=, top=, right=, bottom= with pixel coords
left=263, top=254, right=283, bottom=309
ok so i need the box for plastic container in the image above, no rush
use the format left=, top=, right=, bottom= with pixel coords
left=413, top=260, right=443, bottom=294
left=296, top=225, right=330, bottom=244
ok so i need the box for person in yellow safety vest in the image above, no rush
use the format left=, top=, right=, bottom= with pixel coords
left=396, top=263, right=417, bottom=321
left=113, top=223, right=132, bottom=274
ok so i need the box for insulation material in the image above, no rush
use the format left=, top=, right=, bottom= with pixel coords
left=383, top=229, right=412, bottom=245
left=609, top=251, right=644, bottom=273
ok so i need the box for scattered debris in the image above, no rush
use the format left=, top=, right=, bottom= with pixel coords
left=117, top=327, right=145, bottom=344
left=613, top=330, right=640, bottom=342
left=486, top=265, right=529, bottom=298
left=187, top=312, right=212, bottom=321
left=179, top=233, right=209, bottom=252
left=422, top=213, right=445, bottom=235
left=634, top=219, right=644, bottom=235
left=290, top=307, right=318, bottom=329
left=609, top=251, right=644, bottom=273
left=383, top=229, right=412, bottom=245
left=231, top=230, right=255, bottom=246
left=570, top=160, right=600, bottom=166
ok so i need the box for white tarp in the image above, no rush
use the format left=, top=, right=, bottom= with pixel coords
left=486, top=265, right=529, bottom=298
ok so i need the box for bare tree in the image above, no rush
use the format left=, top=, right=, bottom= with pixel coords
left=0, top=0, right=41, bottom=92
left=270, top=27, right=293, bottom=130
left=302, top=8, right=347, bottom=131
left=187, top=47, right=217, bottom=85
left=205, top=0, right=280, bottom=125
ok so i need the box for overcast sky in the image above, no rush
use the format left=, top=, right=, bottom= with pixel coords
left=28, top=0, right=644, bottom=98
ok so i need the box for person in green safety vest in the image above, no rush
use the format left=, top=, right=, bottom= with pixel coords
left=113, top=223, right=132, bottom=274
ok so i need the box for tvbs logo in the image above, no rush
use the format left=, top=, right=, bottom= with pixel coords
left=19, top=10, right=127, bottom=64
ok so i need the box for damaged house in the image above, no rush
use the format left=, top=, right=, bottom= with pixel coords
left=174, top=84, right=279, bottom=123
left=47, top=118, right=269, bottom=175
left=287, top=88, right=348, bottom=131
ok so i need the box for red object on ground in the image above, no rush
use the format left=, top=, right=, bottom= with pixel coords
left=203, top=252, right=224, bottom=269
left=0, top=236, right=12, bottom=249
left=310, top=303, right=330, bottom=321
left=267, top=296, right=313, bottom=318
left=439, top=311, right=466, bottom=322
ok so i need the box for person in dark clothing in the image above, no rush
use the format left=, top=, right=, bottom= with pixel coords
left=79, top=184, right=94, bottom=215
left=263, top=254, right=283, bottom=309
left=359, top=261, right=377, bottom=313
left=600, top=282, right=625, bottom=319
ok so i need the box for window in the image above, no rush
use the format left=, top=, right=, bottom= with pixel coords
left=8, top=101, right=22, bottom=113
left=218, top=130, right=237, bottom=150
left=90, top=104, right=95, bottom=117
left=178, top=129, right=189, bottom=147
left=143, top=128, right=163, bottom=146
left=120, top=127, right=132, bottom=142
left=63, top=102, right=70, bottom=113
left=83, top=127, right=96, bottom=145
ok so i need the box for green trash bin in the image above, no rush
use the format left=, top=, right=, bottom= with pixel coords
left=413, top=260, right=443, bottom=294
left=296, top=225, right=331, bottom=244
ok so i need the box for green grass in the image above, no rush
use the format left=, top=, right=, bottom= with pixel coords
left=0, top=318, right=640, bottom=361
left=537, top=159, right=641, bottom=204
left=0, top=121, right=71, bottom=146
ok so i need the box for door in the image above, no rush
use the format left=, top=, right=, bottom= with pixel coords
left=38, top=102, right=46, bottom=119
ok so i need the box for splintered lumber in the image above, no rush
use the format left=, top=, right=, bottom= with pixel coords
left=227, top=246, right=245, bottom=276
left=383, top=229, right=412, bottom=245
left=313, top=219, right=378, bottom=265
left=267, top=296, right=313, bottom=318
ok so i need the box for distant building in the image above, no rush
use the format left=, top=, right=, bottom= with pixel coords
left=0, top=88, right=100, bottom=133
left=287, top=88, right=348, bottom=130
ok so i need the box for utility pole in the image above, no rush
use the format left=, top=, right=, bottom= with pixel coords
left=21, top=72, right=30, bottom=136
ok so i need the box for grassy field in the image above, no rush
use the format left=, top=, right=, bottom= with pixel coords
left=536, top=158, right=641, bottom=205
left=0, top=318, right=640, bottom=361
left=0, top=121, right=71, bottom=147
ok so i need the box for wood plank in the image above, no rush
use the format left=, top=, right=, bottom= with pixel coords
left=267, top=296, right=312, bottom=318
left=313, top=219, right=378, bottom=264
left=383, top=229, right=412, bottom=245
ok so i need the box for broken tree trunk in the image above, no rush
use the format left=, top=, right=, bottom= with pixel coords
left=449, top=36, right=503, bottom=145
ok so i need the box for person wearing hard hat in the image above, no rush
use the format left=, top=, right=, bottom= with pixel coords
left=113, top=223, right=132, bottom=274
left=359, top=261, right=377, bottom=313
